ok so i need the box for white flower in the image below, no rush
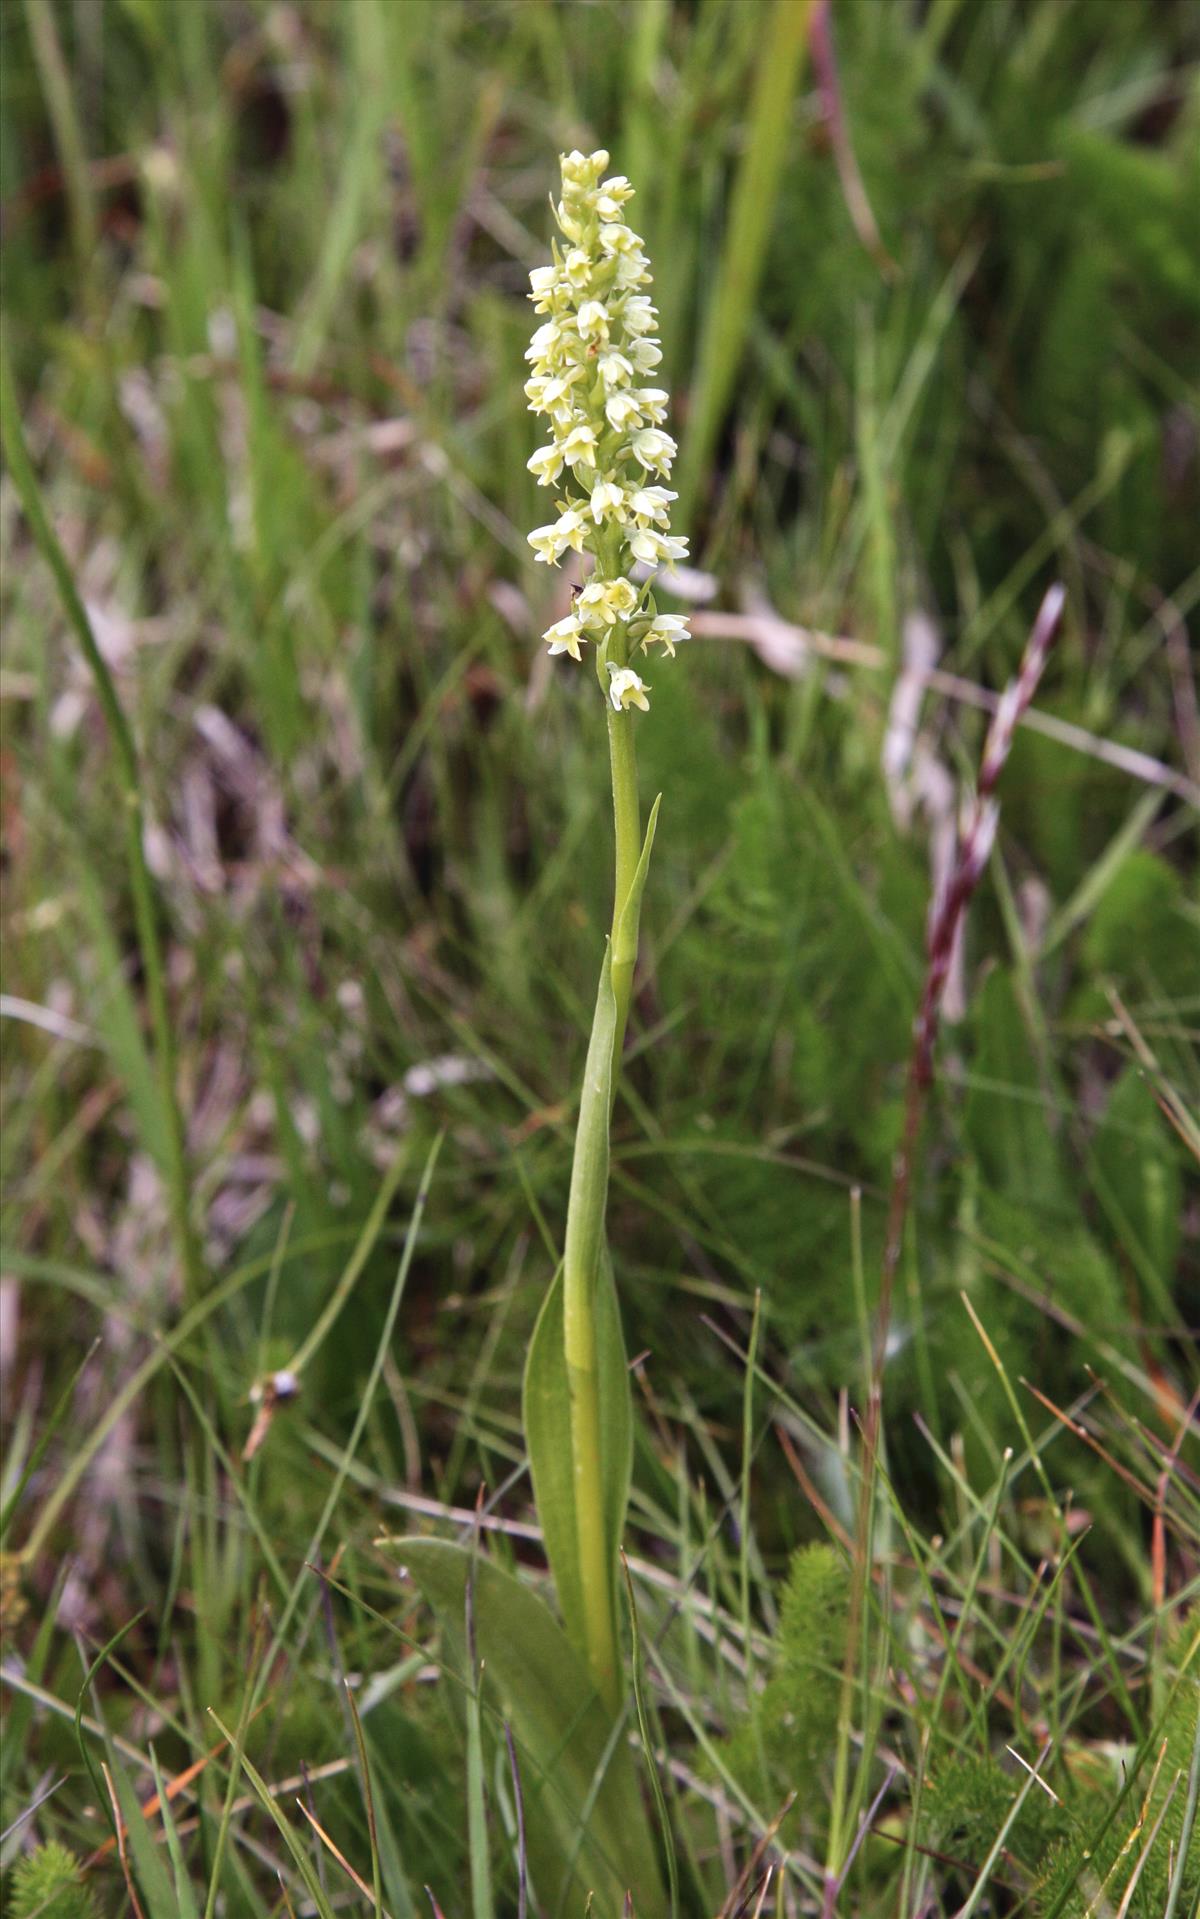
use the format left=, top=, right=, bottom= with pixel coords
left=628, top=527, right=665, bottom=565
left=544, top=614, right=586, bottom=660
left=620, top=295, right=657, bottom=335
left=526, top=151, right=687, bottom=701
left=577, top=578, right=639, bottom=629
left=607, top=666, right=650, bottom=712
left=631, top=428, right=676, bottom=474
left=589, top=481, right=626, bottom=523
left=524, top=368, right=585, bottom=415
left=627, top=527, right=689, bottom=567
left=598, top=223, right=639, bottom=256
left=613, top=250, right=651, bottom=290
left=561, top=147, right=609, bottom=186
left=636, top=387, right=669, bottom=423
left=627, top=485, right=675, bottom=525
left=604, top=390, right=642, bottom=432
left=576, top=299, right=609, bottom=341
left=526, top=443, right=564, bottom=485
left=642, top=613, right=688, bottom=657
left=595, top=175, right=634, bottom=219
left=597, top=349, right=635, bottom=391
left=527, top=510, right=587, bottom=566
left=559, top=423, right=598, bottom=467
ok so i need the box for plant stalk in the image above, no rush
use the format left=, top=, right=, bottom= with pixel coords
left=560, top=637, right=642, bottom=1716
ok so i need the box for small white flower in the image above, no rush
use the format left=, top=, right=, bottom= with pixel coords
left=642, top=613, right=688, bottom=657
left=559, top=423, right=598, bottom=467
left=526, top=443, right=564, bottom=485
left=527, top=509, right=587, bottom=566
left=627, top=485, right=675, bottom=525
left=595, top=174, right=634, bottom=219
left=629, top=527, right=667, bottom=565
left=607, top=666, right=651, bottom=712
left=598, top=223, right=638, bottom=256
left=635, top=387, right=669, bottom=423
left=597, top=348, right=635, bottom=391
left=613, top=250, right=651, bottom=290
left=589, top=481, right=626, bottom=523
left=544, top=614, right=586, bottom=660
left=604, top=390, right=642, bottom=432
left=620, top=296, right=657, bottom=335
left=561, top=147, right=609, bottom=186
left=564, top=247, right=592, bottom=287
left=524, top=367, right=584, bottom=414
left=627, top=527, right=688, bottom=567
left=577, top=578, right=639, bottom=628
left=632, top=428, right=676, bottom=474
left=630, top=338, right=663, bottom=372
left=576, top=299, right=609, bottom=341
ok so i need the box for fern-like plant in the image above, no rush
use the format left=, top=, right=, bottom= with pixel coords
left=9, top=1843, right=100, bottom=1919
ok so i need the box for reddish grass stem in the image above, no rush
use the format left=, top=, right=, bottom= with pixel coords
left=824, top=583, right=1065, bottom=1919
left=875, top=581, right=1065, bottom=1378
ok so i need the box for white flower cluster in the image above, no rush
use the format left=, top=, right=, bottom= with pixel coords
left=526, top=149, right=688, bottom=713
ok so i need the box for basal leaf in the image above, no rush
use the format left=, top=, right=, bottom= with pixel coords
left=392, top=1538, right=663, bottom=1912
left=523, top=1248, right=633, bottom=1663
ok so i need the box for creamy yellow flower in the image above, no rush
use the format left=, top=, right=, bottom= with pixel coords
left=607, top=666, right=650, bottom=712
left=528, top=510, right=587, bottom=565
left=544, top=613, right=586, bottom=660
left=525, top=150, right=689, bottom=706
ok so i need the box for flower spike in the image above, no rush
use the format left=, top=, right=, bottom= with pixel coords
left=526, top=149, right=688, bottom=706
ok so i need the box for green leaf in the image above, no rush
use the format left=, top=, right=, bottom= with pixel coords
left=148, top=1747, right=201, bottom=1919
left=966, top=970, right=1061, bottom=1208
left=522, top=1248, right=633, bottom=1663
left=675, top=0, right=815, bottom=517
left=613, top=793, right=662, bottom=970
left=392, top=1538, right=663, bottom=1912
left=207, top=1712, right=339, bottom=1919
left=1091, top=1065, right=1182, bottom=1298
left=103, top=1757, right=182, bottom=1919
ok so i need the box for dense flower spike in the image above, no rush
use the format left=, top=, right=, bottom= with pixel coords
left=526, top=149, right=688, bottom=706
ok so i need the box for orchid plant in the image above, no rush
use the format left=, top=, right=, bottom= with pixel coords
left=388, top=150, right=682, bottom=1910
left=521, top=146, right=688, bottom=1716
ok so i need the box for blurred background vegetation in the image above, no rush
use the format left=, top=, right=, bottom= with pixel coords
left=1, top=1, right=1197, bottom=1913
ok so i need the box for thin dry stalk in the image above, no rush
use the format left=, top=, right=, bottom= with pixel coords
left=824, top=585, right=1065, bottom=1919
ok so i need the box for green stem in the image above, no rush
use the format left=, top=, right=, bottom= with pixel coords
left=560, top=642, right=643, bottom=1717
left=1, top=347, right=203, bottom=1306
left=606, top=696, right=641, bottom=1084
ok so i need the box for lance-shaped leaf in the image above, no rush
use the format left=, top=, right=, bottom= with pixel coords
left=523, top=1246, right=633, bottom=1665
left=390, top=1539, right=663, bottom=1911
left=524, top=797, right=658, bottom=1672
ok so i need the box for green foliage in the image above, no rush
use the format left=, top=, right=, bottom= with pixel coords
left=389, top=1538, right=664, bottom=1910
left=723, top=1544, right=848, bottom=1810
left=523, top=1249, right=633, bottom=1668
left=918, top=1651, right=1200, bottom=1918
left=1, top=0, right=1197, bottom=1911
left=922, top=1752, right=1068, bottom=1884
left=1080, top=851, right=1193, bottom=1001
left=9, top=1844, right=100, bottom=1919
left=1034, top=1662, right=1200, bottom=1917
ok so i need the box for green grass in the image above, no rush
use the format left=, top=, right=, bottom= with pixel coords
left=2, top=0, right=1198, bottom=1913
